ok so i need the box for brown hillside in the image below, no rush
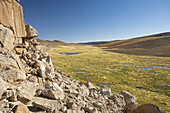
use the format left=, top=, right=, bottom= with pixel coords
left=36, top=38, right=69, bottom=47
left=97, top=32, right=170, bottom=57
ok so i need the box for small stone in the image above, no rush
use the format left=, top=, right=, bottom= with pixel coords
left=85, top=81, right=97, bottom=90
left=15, top=48, right=23, bottom=54
left=15, top=103, right=30, bottom=113
left=82, top=106, right=94, bottom=113
left=93, top=102, right=103, bottom=108
left=32, top=102, right=54, bottom=112
left=100, top=86, right=112, bottom=95
left=2, top=89, right=17, bottom=102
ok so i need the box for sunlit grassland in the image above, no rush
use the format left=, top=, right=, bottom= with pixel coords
left=49, top=45, right=170, bottom=112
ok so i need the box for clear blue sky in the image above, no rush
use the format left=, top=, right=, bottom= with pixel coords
left=20, top=0, right=170, bottom=43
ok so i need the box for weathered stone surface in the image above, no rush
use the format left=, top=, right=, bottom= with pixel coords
left=79, top=83, right=90, bottom=96
left=42, top=82, right=65, bottom=100
left=15, top=48, right=23, bottom=54
left=100, top=86, right=112, bottom=95
left=0, top=68, right=26, bottom=82
left=2, top=89, right=17, bottom=102
left=85, top=81, right=97, bottom=90
left=15, top=103, right=30, bottom=113
left=0, top=99, right=15, bottom=112
left=108, top=94, right=126, bottom=107
left=0, top=24, right=15, bottom=51
left=124, top=102, right=138, bottom=113
left=0, top=54, right=26, bottom=82
left=0, top=76, right=8, bottom=99
left=0, top=0, right=26, bottom=38
left=32, top=97, right=63, bottom=112
left=0, top=0, right=13, bottom=29
left=120, top=90, right=137, bottom=105
left=82, top=106, right=94, bottom=113
left=17, top=80, right=38, bottom=104
left=12, top=54, right=24, bottom=70
left=12, top=0, right=26, bottom=38
left=34, top=60, right=46, bottom=78
left=135, top=103, right=166, bottom=113
left=93, top=102, right=103, bottom=108
left=25, top=24, right=38, bottom=38
left=32, top=102, right=54, bottom=112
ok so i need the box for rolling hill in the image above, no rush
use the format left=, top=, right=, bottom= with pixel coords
left=36, top=39, right=69, bottom=47
left=96, top=32, right=170, bottom=57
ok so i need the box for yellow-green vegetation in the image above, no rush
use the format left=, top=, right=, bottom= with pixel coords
left=49, top=45, right=170, bottom=112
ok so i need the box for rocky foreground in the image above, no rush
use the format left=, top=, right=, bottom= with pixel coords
left=0, top=0, right=167, bottom=113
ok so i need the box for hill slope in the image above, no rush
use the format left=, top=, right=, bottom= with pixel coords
left=97, top=32, right=170, bottom=57
left=36, top=38, right=69, bottom=47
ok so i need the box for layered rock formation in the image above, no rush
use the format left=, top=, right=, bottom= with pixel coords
left=0, top=0, right=166, bottom=113
left=0, top=0, right=26, bottom=38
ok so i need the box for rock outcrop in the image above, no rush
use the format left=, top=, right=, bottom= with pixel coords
left=25, top=24, right=38, bottom=38
left=0, top=0, right=166, bottom=113
left=0, top=24, right=15, bottom=51
left=0, top=0, right=26, bottom=38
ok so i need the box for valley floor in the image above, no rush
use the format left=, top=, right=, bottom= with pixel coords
left=49, top=45, right=170, bottom=112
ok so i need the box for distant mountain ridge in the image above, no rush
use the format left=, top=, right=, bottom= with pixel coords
left=37, top=32, right=170, bottom=57
left=79, top=41, right=114, bottom=45
left=96, top=32, right=170, bottom=57
left=36, top=38, right=69, bottom=47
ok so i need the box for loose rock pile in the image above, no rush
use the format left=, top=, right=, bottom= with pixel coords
left=0, top=0, right=166, bottom=113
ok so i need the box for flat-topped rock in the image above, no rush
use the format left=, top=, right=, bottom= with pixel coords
left=25, top=24, right=38, bottom=38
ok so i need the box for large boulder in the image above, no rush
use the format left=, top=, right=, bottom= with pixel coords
left=34, top=59, right=55, bottom=79
left=42, top=82, right=65, bottom=100
left=34, top=60, right=47, bottom=78
left=0, top=24, right=15, bottom=51
left=17, top=80, right=38, bottom=104
left=0, top=53, right=26, bottom=82
left=0, top=0, right=26, bottom=38
left=25, top=24, right=38, bottom=38
left=120, top=90, right=137, bottom=105
left=135, top=104, right=166, bottom=113
left=32, top=97, right=63, bottom=112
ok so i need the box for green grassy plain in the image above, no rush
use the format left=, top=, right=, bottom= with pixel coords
left=49, top=45, right=170, bottom=112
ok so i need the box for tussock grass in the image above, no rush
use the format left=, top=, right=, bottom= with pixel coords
left=49, top=45, right=170, bottom=112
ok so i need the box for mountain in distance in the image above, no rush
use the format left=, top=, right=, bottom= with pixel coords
left=96, top=32, right=170, bottom=57
left=37, top=32, right=170, bottom=57
left=36, top=38, right=70, bottom=47
left=79, top=40, right=118, bottom=45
